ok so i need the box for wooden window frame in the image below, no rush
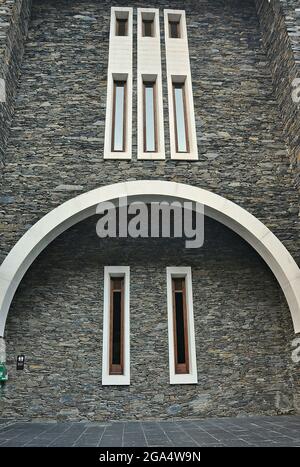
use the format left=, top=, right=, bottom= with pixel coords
left=111, top=80, right=127, bottom=153
left=143, top=80, right=158, bottom=153
left=116, top=18, right=128, bottom=36
left=172, top=277, right=189, bottom=374
left=109, top=277, right=124, bottom=376
left=172, top=81, right=189, bottom=153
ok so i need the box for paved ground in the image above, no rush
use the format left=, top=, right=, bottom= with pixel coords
left=0, top=416, right=299, bottom=447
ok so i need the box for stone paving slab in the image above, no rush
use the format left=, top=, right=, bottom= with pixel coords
left=0, top=416, right=299, bottom=447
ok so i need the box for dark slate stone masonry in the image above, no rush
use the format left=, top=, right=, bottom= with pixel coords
left=0, top=0, right=31, bottom=167
left=255, top=0, right=300, bottom=187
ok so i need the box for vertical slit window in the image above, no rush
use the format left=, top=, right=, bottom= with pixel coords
left=169, top=20, right=180, bottom=38
left=109, top=277, right=124, bottom=375
left=112, top=80, right=126, bottom=152
left=172, top=278, right=189, bottom=374
left=173, top=82, right=189, bottom=153
left=116, top=18, right=128, bottom=36
left=143, top=81, right=157, bottom=152
left=142, top=19, right=154, bottom=37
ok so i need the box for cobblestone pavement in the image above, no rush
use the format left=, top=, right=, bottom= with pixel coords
left=0, top=416, right=299, bottom=447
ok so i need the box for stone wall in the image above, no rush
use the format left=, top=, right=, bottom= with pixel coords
left=0, top=0, right=299, bottom=419
left=0, top=0, right=31, bottom=169
left=255, top=0, right=300, bottom=187
left=1, top=216, right=296, bottom=420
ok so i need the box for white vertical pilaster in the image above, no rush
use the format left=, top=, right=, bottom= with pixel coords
left=164, top=10, right=198, bottom=160
left=104, top=7, right=133, bottom=159
left=137, top=8, right=165, bottom=159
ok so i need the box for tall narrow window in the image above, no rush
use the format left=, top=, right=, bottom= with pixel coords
left=166, top=267, right=197, bottom=384
left=142, top=19, right=154, bottom=37
left=116, top=18, right=128, bottom=36
left=172, top=278, right=189, bottom=374
left=112, top=80, right=126, bottom=152
left=102, top=266, right=130, bottom=385
left=169, top=19, right=180, bottom=38
left=109, top=277, right=124, bottom=375
left=173, top=82, right=189, bottom=153
left=143, top=81, right=157, bottom=152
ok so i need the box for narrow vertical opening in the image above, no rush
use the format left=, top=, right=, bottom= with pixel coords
left=172, top=277, right=189, bottom=374
left=143, top=78, right=157, bottom=152
left=109, top=277, right=124, bottom=375
left=143, top=19, right=154, bottom=37
left=168, top=14, right=181, bottom=38
left=142, top=13, right=155, bottom=37
left=115, top=13, right=128, bottom=36
left=172, top=80, right=189, bottom=153
left=112, top=79, right=127, bottom=152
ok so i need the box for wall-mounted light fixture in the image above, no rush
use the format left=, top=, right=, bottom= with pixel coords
left=16, top=355, right=25, bottom=371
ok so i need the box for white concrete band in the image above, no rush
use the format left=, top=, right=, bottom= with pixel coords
left=0, top=180, right=299, bottom=336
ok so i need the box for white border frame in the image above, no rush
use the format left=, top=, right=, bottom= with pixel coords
left=104, top=8, right=133, bottom=160
left=137, top=8, right=165, bottom=160
left=166, top=267, right=198, bottom=384
left=164, top=9, right=198, bottom=160
left=102, top=266, right=130, bottom=385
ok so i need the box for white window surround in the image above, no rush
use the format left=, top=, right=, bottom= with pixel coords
left=104, top=8, right=133, bottom=160
left=137, top=8, right=165, bottom=160
left=164, top=10, right=198, bottom=160
left=102, top=266, right=130, bottom=385
left=166, top=267, right=198, bottom=384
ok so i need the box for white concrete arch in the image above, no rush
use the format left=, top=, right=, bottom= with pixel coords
left=0, top=180, right=299, bottom=337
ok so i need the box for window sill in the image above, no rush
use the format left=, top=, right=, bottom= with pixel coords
left=170, top=373, right=198, bottom=385
left=104, top=152, right=132, bottom=160
left=102, top=374, right=130, bottom=386
left=171, top=152, right=198, bottom=160
left=138, top=152, right=165, bottom=160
